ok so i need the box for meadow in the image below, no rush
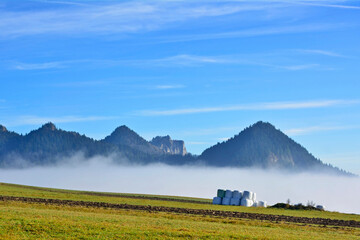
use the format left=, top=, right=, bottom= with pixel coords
left=1, top=182, right=359, bottom=239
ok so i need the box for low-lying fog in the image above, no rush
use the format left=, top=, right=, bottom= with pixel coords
left=1, top=156, right=359, bottom=214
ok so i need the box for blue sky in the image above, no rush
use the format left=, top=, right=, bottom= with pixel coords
left=0, top=0, right=360, bottom=173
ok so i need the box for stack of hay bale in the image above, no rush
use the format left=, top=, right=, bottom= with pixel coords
left=212, top=189, right=267, bottom=207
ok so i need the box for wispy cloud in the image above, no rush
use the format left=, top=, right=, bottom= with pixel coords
left=129, top=54, right=326, bottom=71
left=13, top=61, right=66, bottom=70
left=52, top=80, right=107, bottom=87
left=7, top=56, right=218, bottom=70
left=155, top=84, right=185, bottom=90
left=10, top=59, right=93, bottom=70
left=9, top=54, right=325, bottom=71
left=139, top=99, right=359, bottom=116
left=149, top=55, right=230, bottom=66
left=285, top=125, right=360, bottom=136
left=30, top=0, right=91, bottom=7
left=296, top=49, right=347, bottom=58
left=278, top=64, right=320, bottom=71
left=294, top=1, right=360, bottom=10
left=1, top=1, right=354, bottom=39
left=0, top=2, right=280, bottom=38
left=155, top=23, right=345, bottom=43
left=3, top=115, right=117, bottom=127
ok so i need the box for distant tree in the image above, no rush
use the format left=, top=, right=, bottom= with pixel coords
left=307, top=200, right=316, bottom=207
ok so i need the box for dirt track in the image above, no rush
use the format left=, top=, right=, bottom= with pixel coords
left=1, top=195, right=360, bottom=228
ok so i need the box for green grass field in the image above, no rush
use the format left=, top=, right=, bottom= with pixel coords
left=1, top=182, right=359, bottom=239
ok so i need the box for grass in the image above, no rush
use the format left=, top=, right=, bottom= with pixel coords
left=1, top=182, right=360, bottom=239
left=1, top=201, right=360, bottom=239
left=1, top=182, right=359, bottom=221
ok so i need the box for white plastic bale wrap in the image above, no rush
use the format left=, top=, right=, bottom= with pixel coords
left=253, top=201, right=258, bottom=207
left=258, top=201, right=267, bottom=207
left=252, top=192, right=256, bottom=201
left=232, top=190, right=241, bottom=199
left=243, top=191, right=252, bottom=200
left=225, top=190, right=233, bottom=198
left=222, top=197, right=231, bottom=205
left=240, top=198, right=253, bottom=207
left=212, top=197, right=222, bottom=205
left=242, top=191, right=250, bottom=199
left=230, top=198, right=241, bottom=206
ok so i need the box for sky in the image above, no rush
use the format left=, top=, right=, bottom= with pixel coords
left=0, top=0, right=360, bottom=174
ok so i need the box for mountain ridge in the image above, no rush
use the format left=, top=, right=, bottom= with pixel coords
left=0, top=121, right=354, bottom=176
left=102, top=125, right=163, bottom=155
left=199, top=121, right=334, bottom=171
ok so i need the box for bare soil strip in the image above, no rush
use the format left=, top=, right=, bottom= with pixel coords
left=78, top=192, right=211, bottom=204
left=1, top=195, right=360, bottom=228
left=4, top=183, right=211, bottom=205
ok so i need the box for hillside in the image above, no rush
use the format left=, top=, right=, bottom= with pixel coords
left=0, top=123, right=192, bottom=168
left=103, top=125, right=163, bottom=155
left=199, top=121, right=351, bottom=175
left=0, top=123, right=113, bottom=167
left=0, top=121, right=353, bottom=175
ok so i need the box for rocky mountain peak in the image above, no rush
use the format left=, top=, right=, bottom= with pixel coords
left=151, top=135, right=187, bottom=156
left=0, top=124, right=8, bottom=132
left=41, top=122, right=57, bottom=131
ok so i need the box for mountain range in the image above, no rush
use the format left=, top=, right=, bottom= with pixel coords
left=0, top=121, right=353, bottom=176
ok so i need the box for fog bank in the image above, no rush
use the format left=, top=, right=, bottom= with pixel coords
left=1, top=159, right=359, bottom=214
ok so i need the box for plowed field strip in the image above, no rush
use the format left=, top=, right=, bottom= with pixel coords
left=4, top=183, right=211, bottom=204
left=1, top=195, right=359, bottom=228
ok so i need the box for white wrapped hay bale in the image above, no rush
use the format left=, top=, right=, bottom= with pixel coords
left=232, top=190, right=242, bottom=199
left=217, top=189, right=226, bottom=198
left=212, top=197, right=222, bottom=205
left=243, top=191, right=252, bottom=200
left=240, top=198, right=253, bottom=207
left=230, top=198, right=241, bottom=206
left=242, top=191, right=250, bottom=199
left=252, top=192, right=256, bottom=202
left=222, top=197, right=231, bottom=205
left=253, top=201, right=258, bottom=207
left=258, top=201, right=267, bottom=207
left=225, top=190, right=233, bottom=198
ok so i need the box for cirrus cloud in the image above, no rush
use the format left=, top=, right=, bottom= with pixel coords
left=139, top=99, right=359, bottom=116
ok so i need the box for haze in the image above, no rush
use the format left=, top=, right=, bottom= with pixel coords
left=1, top=156, right=359, bottom=214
